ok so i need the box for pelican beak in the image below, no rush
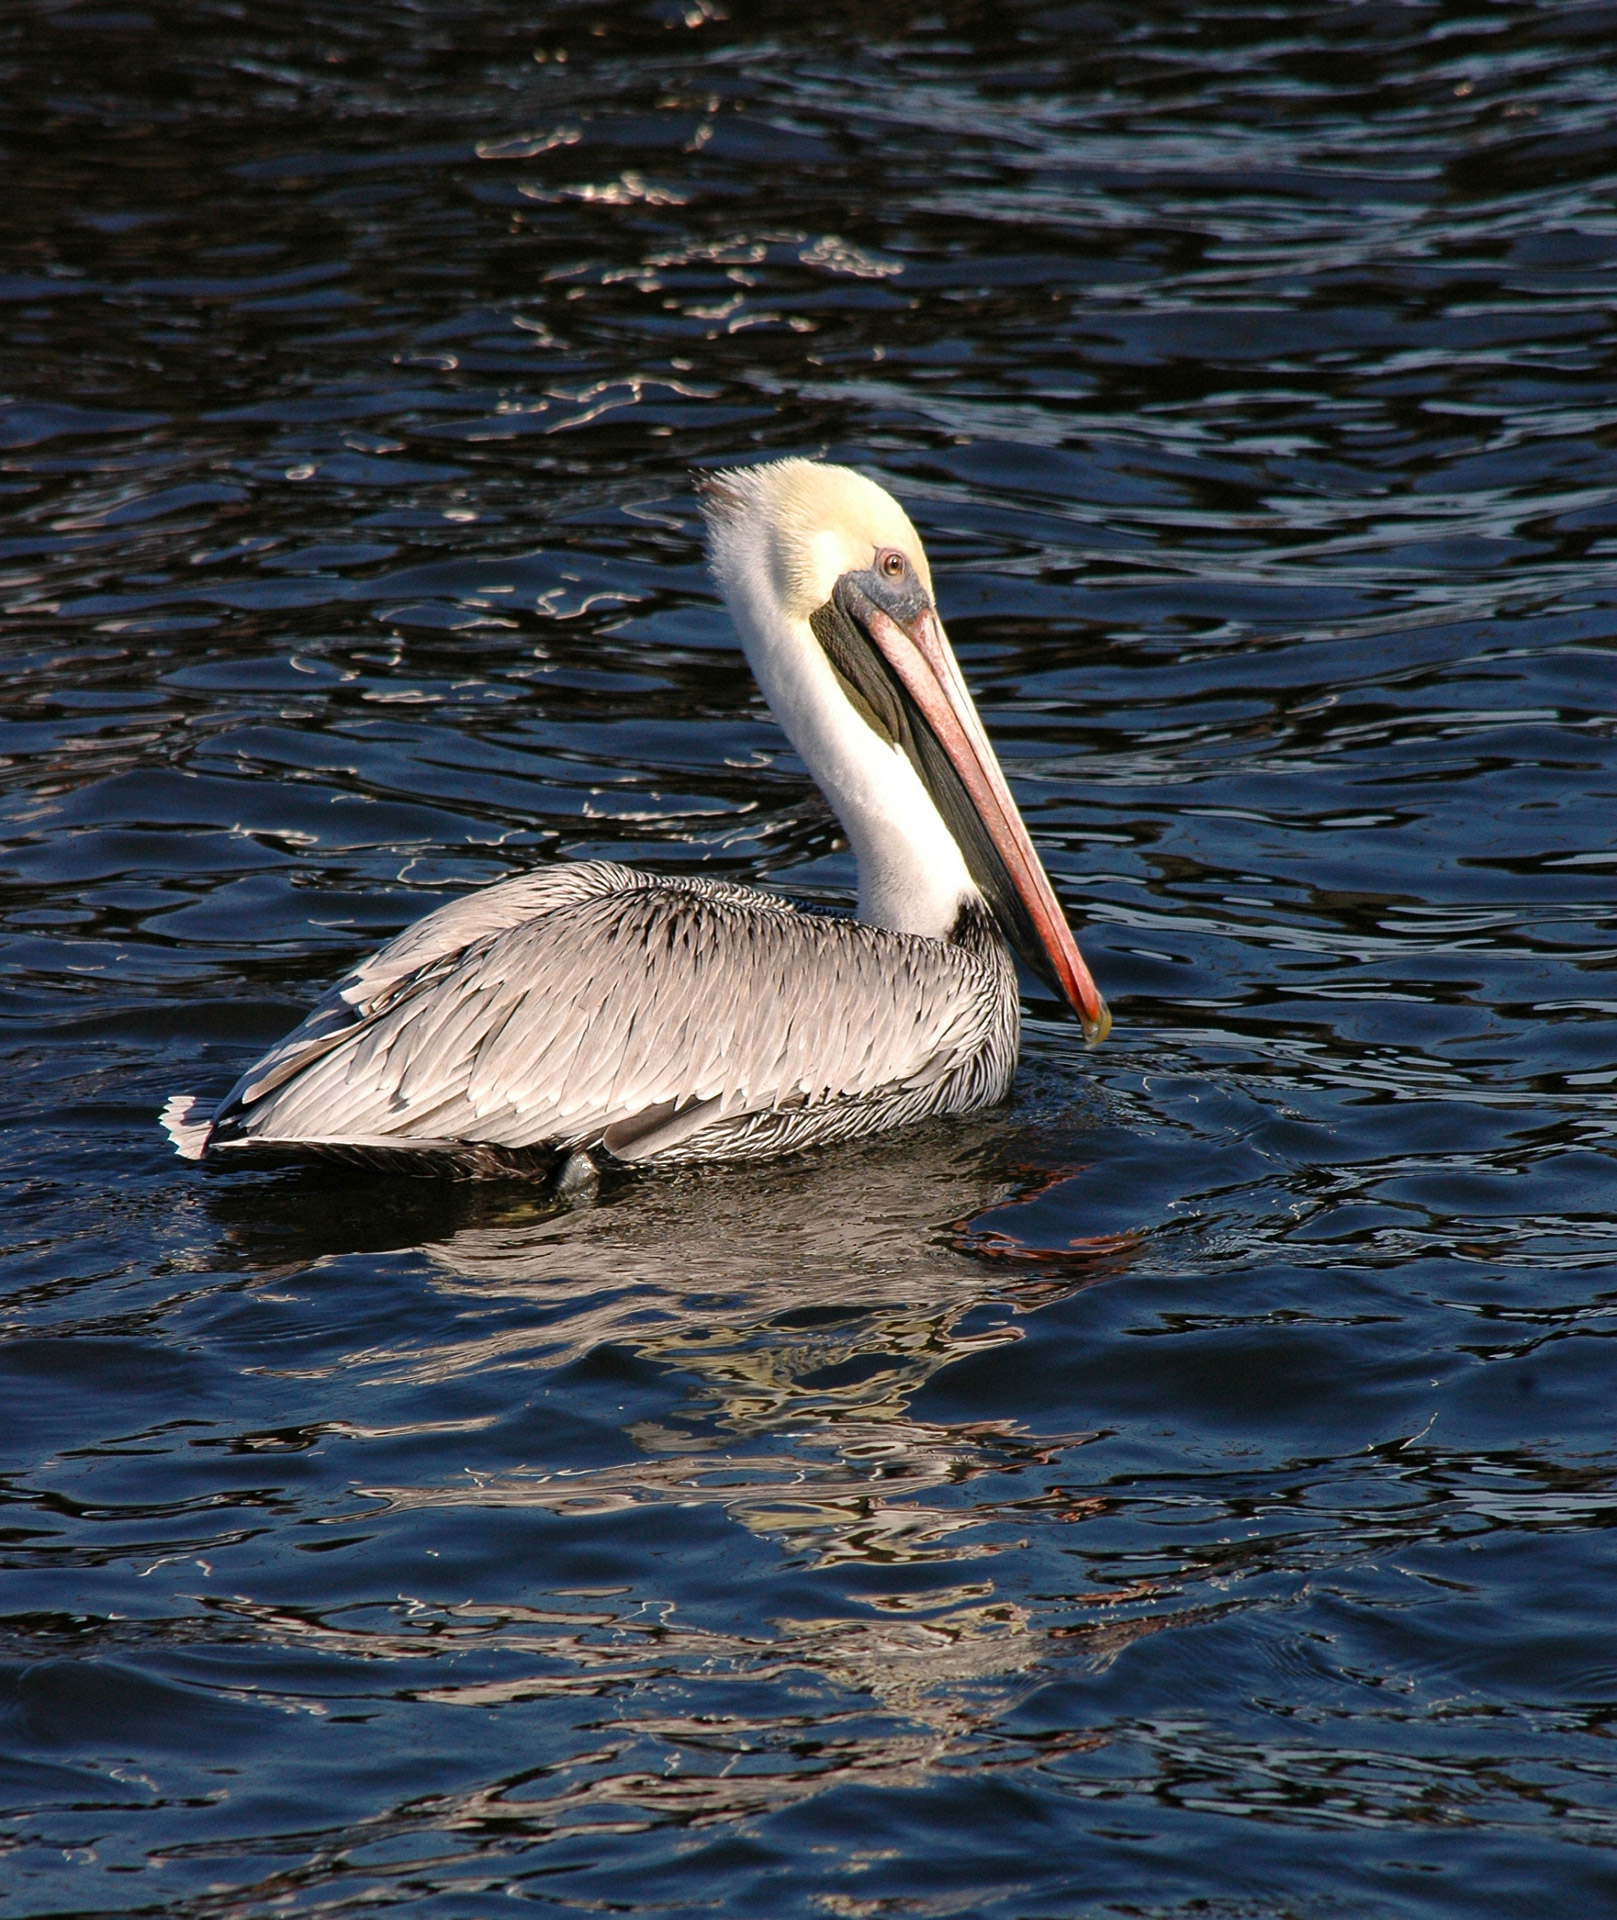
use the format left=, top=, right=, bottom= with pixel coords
left=828, top=577, right=1110, bottom=1045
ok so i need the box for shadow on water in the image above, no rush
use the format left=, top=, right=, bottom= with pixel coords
left=200, top=1112, right=1145, bottom=1444
left=68, top=1124, right=1161, bottom=1896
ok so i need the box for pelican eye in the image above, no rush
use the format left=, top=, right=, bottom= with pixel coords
left=878, top=548, right=907, bottom=581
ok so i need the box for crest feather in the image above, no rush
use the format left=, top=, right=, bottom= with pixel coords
left=700, top=459, right=931, bottom=619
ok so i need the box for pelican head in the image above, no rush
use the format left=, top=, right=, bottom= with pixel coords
left=702, top=458, right=1109, bottom=1045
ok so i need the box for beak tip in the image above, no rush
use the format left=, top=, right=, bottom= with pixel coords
left=1079, top=994, right=1111, bottom=1048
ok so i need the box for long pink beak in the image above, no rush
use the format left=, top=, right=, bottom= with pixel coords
left=863, top=600, right=1110, bottom=1045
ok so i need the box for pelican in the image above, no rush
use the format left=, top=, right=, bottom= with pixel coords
left=161, top=460, right=1108, bottom=1179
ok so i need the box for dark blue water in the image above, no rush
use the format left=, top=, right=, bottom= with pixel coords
left=3, top=4, right=1616, bottom=1914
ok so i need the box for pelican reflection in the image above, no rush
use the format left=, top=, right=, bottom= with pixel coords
left=351, top=1123, right=1135, bottom=1572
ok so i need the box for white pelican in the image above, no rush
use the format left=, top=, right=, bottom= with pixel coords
left=161, top=460, right=1108, bottom=1179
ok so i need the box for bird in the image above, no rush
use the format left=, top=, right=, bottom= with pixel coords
left=161, top=458, right=1109, bottom=1182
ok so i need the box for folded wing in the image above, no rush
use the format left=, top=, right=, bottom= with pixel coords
left=200, top=862, right=1001, bottom=1163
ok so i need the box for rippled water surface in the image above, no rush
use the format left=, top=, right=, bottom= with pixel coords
left=4, top=3, right=1617, bottom=1914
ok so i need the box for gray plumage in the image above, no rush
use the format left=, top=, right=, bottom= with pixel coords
left=163, top=861, right=1019, bottom=1177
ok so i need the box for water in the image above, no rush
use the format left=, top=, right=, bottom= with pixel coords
left=3, top=3, right=1616, bottom=1913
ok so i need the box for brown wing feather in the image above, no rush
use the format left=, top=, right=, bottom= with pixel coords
left=204, top=863, right=1002, bottom=1163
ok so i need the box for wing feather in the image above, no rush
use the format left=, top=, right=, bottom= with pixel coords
left=208, top=866, right=1004, bottom=1160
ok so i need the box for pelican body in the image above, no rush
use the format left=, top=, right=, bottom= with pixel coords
left=162, top=461, right=1107, bottom=1178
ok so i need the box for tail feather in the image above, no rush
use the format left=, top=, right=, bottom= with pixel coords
left=160, top=1093, right=214, bottom=1161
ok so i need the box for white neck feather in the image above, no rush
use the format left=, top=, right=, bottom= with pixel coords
left=725, top=570, right=976, bottom=940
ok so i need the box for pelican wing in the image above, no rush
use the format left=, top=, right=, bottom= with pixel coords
left=215, top=861, right=641, bottom=1113
left=208, top=863, right=999, bottom=1161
